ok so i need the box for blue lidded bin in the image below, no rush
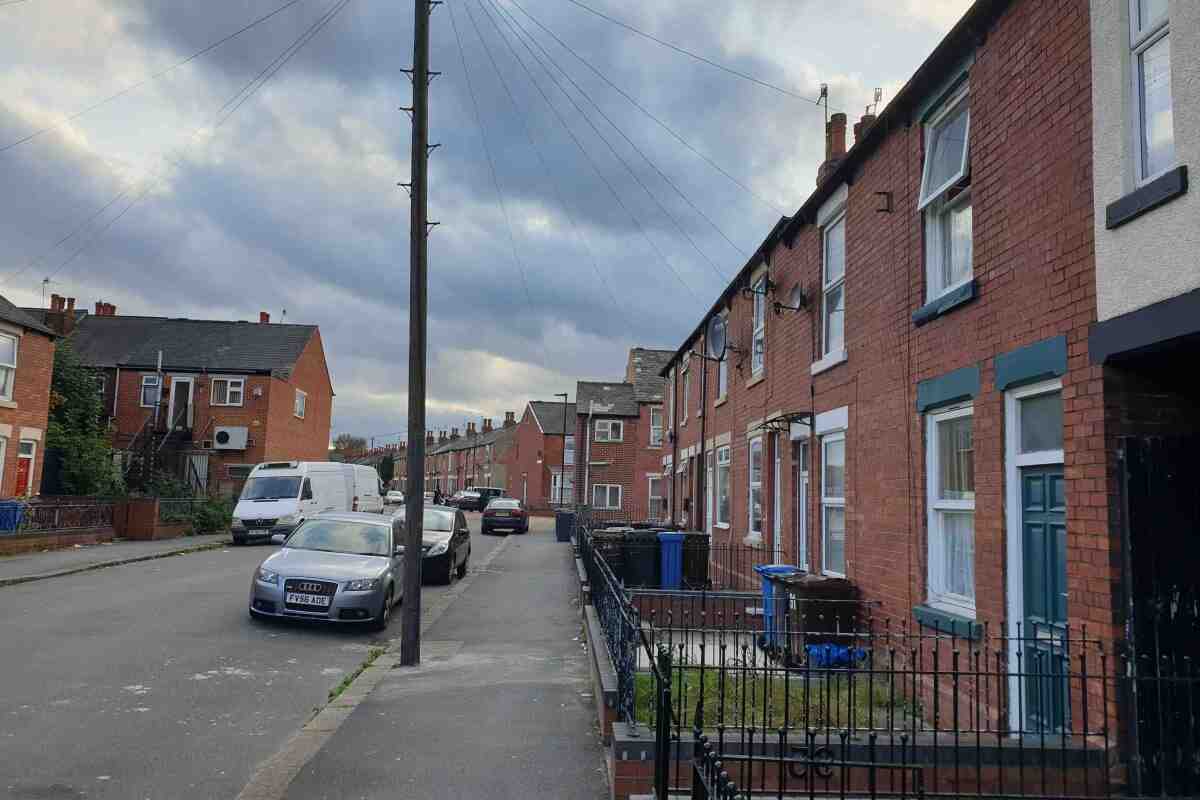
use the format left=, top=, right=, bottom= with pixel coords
left=0, top=500, right=24, bottom=532
left=657, top=532, right=685, bottom=590
left=754, top=564, right=802, bottom=649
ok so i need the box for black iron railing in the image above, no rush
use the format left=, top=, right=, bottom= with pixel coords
left=4, top=501, right=117, bottom=533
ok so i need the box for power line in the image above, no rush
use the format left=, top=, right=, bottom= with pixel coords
left=481, top=0, right=726, bottom=286
left=503, top=0, right=785, bottom=217
left=0, top=0, right=312, bottom=153
left=17, top=0, right=353, bottom=288
left=473, top=0, right=696, bottom=301
left=446, top=0, right=550, bottom=367
left=560, top=0, right=828, bottom=107
left=0, top=0, right=33, bottom=7
left=491, top=0, right=744, bottom=267
left=458, top=0, right=632, bottom=333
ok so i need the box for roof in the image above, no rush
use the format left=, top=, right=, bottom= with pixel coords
left=0, top=296, right=55, bottom=336
left=575, top=381, right=639, bottom=417
left=428, top=422, right=516, bottom=455
left=69, top=315, right=318, bottom=373
left=659, top=0, right=1010, bottom=372
left=528, top=401, right=577, bottom=435
left=628, top=348, right=673, bottom=402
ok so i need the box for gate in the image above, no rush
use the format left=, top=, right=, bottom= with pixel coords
left=1121, top=435, right=1200, bottom=797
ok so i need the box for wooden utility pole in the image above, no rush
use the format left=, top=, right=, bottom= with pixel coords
left=400, top=0, right=434, bottom=667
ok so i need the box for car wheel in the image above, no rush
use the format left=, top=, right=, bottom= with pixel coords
left=456, top=550, right=468, bottom=579
left=441, top=555, right=455, bottom=585
left=371, top=587, right=393, bottom=632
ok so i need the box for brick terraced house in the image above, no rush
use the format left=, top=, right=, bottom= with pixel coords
left=510, top=400, right=576, bottom=511
left=0, top=295, right=56, bottom=498
left=574, top=347, right=673, bottom=523
left=657, top=0, right=1119, bottom=740
left=70, top=306, right=333, bottom=496
left=424, top=413, right=517, bottom=498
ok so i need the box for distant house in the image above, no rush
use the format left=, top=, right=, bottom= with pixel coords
left=0, top=295, right=56, bottom=497
left=511, top=400, right=577, bottom=511
left=425, top=413, right=518, bottom=497
left=69, top=305, right=333, bottom=496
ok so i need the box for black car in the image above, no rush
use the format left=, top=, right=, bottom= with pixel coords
left=450, top=490, right=481, bottom=510
left=481, top=498, right=529, bottom=535
left=460, top=486, right=505, bottom=511
left=392, top=504, right=471, bottom=584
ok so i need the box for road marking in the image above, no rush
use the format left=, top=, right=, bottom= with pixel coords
left=234, top=534, right=516, bottom=800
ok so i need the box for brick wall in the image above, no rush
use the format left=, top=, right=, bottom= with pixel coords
left=574, top=402, right=665, bottom=522
left=263, top=329, right=333, bottom=462
left=511, top=405, right=567, bottom=510
left=0, top=327, right=54, bottom=497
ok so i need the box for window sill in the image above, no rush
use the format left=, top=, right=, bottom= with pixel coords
left=745, top=374, right=765, bottom=390
left=714, top=395, right=728, bottom=408
left=0, top=399, right=16, bottom=410
left=913, top=604, right=981, bottom=639
left=912, top=279, right=976, bottom=326
left=742, top=532, right=764, bottom=548
left=810, top=349, right=847, bottom=376
left=715, top=522, right=730, bottom=530
left=1106, top=165, right=1188, bottom=229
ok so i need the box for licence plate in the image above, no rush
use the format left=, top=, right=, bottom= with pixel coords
left=252, top=529, right=270, bottom=537
left=286, top=592, right=330, bottom=607
left=496, top=511, right=510, bottom=517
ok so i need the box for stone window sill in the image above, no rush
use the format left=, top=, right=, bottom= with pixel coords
left=745, top=374, right=765, bottom=390
left=1106, top=165, right=1188, bottom=229
left=0, top=399, right=16, bottom=410
left=714, top=395, right=728, bottom=408
left=810, top=349, right=847, bottom=376
left=913, top=604, right=981, bottom=640
left=913, top=280, right=976, bottom=326
left=743, top=532, right=764, bottom=548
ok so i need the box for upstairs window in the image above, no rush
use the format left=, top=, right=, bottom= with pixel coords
left=717, top=351, right=728, bottom=399
left=211, top=377, right=245, bottom=407
left=649, top=407, right=663, bottom=447
left=919, top=86, right=972, bottom=302
left=140, top=374, right=161, bottom=408
left=594, top=419, right=623, bottom=442
left=294, top=389, right=307, bottom=419
left=822, top=214, right=846, bottom=356
left=681, top=364, right=690, bottom=424
left=1131, top=0, right=1173, bottom=181
left=0, top=334, right=16, bottom=402
left=751, top=277, right=766, bottom=374
left=564, top=435, right=576, bottom=465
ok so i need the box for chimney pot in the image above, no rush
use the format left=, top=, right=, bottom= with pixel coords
left=853, top=112, right=877, bottom=145
left=95, top=301, right=103, bottom=315
left=259, top=311, right=270, bottom=324
left=504, top=411, right=516, bottom=428
left=105, top=303, right=116, bottom=316
left=818, top=112, right=849, bottom=186
left=66, top=297, right=75, bottom=312
left=50, top=294, right=62, bottom=311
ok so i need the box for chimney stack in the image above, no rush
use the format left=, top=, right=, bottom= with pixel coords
left=504, top=411, right=516, bottom=428
left=50, top=293, right=63, bottom=312
left=438, top=430, right=448, bottom=445
left=817, top=112, right=848, bottom=186
left=482, top=417, right=493, bottom=433
left=259, top=311, right=270, bottom=324
left=853, top=110, right=877, bottom=146
left=450, top=427, right=460, bottom=440
left=66, top=297, right=75, bottom=312
left=426, top=431, right=435, bottom=446
left=466, top=422, right=476, bottom=436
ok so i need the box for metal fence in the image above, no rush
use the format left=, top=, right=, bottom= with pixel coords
left=5, top=501, right=116, bottom=533
left=157, top=497, right=200, bottom=524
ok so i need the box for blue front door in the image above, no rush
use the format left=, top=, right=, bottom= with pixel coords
left=1021, top=465, right=1069, bottom=733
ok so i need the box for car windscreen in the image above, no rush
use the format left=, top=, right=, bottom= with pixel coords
left=285, top=520, right=391, bottom=556
left=241, top=475, right=302, bottom=500
left=489, top=499, right=519, bottom=509
left=391, top=508, right=455, bottom=532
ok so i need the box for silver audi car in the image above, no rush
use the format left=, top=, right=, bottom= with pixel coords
left=248, top=512, right=405, bottom=631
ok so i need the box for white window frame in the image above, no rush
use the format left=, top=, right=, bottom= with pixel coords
left=594, top=419, right=623, bottom=442
left=564, top=435, right=576, bottom=466
left=918, top=86, right=971, bottom=208
left=0, top=333, right=17, bottom=402
left=0, top=436, right=7, bottom=494
left=592, top=483, right=622, bottom=511
left=294, top=388, right=307, bottom=419
left=821, top=432, right=846, bottom=577
left=925, top=403, right=976, bottom=617
left=649, top=406, right=664, bottom=447
left=140, top=374, right=161, bottom=408
left=794, top=438, right=810, bottom=571
left=210, top=376, right=245, bottom=407
left=648, top=474, right=667, bottom=520
left=1129, top=0, right=1173, bottom=184
left=717, top=352, right=728, bottom=400
left=668, top=370, right=675, bottom=427
left=919, top=85, right=973, bottom=302
left=681, top=363, right=690, bottom=425
left=715, top=445, right=731, bottom=528
left=821, top=213, right=847, bottom=358
left=747, top=435, right=764, bottom=542
left=751, top=277, right=766, bottom=375
left=17, top=439, right=36, bottom=497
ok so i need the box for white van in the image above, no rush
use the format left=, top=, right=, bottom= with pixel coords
left=231, top=461, right=382, bottom=544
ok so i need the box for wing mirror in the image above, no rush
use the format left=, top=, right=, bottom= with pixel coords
left=270, top=533, right=286, bottom=545
left=394, top=545, right=406, bottom=556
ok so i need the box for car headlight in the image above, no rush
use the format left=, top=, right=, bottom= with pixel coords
left=343, top=578, right=380, bottom=592
left=231, top=517, right=244, bottom=529
left=277, top=512, right=300, bottom=526
left=256, top=567, right=279, bottom=585
left=426, top=540, right=448, bottom=556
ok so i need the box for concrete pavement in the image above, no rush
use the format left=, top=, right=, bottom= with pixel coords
left=0, top=528, right=506, bottom=800
left=286, top=517, right=607, bottom=800
left=0, top=532, right=230, bottom=586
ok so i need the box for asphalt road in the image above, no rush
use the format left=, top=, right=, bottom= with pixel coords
left=0, top=513, right=505, bottom=800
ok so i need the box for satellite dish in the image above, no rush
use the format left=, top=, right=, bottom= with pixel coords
left=706, top=315, right=727, bottom=361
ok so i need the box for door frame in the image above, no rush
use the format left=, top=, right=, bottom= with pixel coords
left=772, top=433, right=783, bottom=562
left=1004, top=377, right=1064, bottom=728
left=167, top=375, right=195, bottom=429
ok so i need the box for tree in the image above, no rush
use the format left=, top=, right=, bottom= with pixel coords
left=46, top=341, right=123, bottom=495
left=378, top=454, right=395, bottom=484
left=333, top=433, right=367, bottom=455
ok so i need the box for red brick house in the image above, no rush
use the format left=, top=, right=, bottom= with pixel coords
left=69, top=305, right=333, bottom=496
left=0, top=295, right=56, bottom=498
left=575, top=348, right=672, bottom=523
left=510, top=400, right=576, bottom=511
left=659, top=0, right=1105, bottom=733
left=424, top=413, right=518, bottom=497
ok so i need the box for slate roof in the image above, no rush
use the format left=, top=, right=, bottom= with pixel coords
left=69, top=315, right=317, bottom=374
left=528, top=401, right=577, bottom=435
left=628, top=348, right=673, bottom=403
left=0, top=296, right=55, bottom=336
left=575, top=381, right=638, bottom=417
left=429, top=422, right=515, bottom=455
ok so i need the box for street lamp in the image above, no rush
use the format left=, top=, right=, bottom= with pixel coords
left=555, top=392, right=569, bottom=506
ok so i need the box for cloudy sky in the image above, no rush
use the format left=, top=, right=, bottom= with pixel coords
left=0, top=0, right=970, bottom=444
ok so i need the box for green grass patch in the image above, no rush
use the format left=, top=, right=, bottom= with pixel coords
left=634, top=667, right=911, bottom=730
left=328, top=646, right=386, bottom=702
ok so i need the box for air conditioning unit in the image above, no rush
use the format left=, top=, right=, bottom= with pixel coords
left=213, top=426, right=249, bottom=450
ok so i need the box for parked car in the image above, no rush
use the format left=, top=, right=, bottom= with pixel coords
left=248, top=512, right=405, bottom=631
left=452, top=489, right=483, bottom=511
left=481, top=498, right=528, bottom=535
left=391, top=504, right=471, bottom=584
left=385, top=490, right=405, bottom=506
